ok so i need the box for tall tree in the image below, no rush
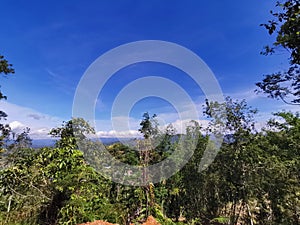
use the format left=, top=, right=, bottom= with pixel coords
left=139, top=112, right=158, bottom=139
left=137, top=113, right=159, bottom=219
left=181, top=97, right=259, bottom=224
left=253, top=112, right=300, bottom=225
left=256, top=0, right=300, bottom=104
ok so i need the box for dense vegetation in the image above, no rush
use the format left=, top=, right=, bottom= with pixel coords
left=0, top=86, right=299, bottom=224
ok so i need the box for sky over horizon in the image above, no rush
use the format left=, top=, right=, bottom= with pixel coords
left=0, top=1, right=299, bottom=139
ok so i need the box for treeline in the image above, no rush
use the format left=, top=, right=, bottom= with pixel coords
left=0, top=98, right=299, bottom=225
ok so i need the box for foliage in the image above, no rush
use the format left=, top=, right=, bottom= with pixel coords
left=0, top=106, right=299, bottom=225
left=256, top=0, right=300, bottom=104
left=0, top=55, right=14, bottom=155
left=0, top=55, right=14, bottom=101
left=139, top=112, right=159, bottom=139
left=50, top=118, right=95, bottom=148
left=0, top=54, right=299, bottom=224
left=251, top=112, right=300, bottom=225
left=0, top=120, right=116, bottom=225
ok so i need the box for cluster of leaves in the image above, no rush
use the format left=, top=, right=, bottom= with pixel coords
left=257, top=0, right=300, bottom=104
left=0, top=55, right=14, bottom=154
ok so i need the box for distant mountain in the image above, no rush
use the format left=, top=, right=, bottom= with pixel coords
left=32, top=139, right=56, bottom=148
left=31, top=138, right=135, bottom=148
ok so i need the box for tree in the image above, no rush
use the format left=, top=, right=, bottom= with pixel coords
left=256, top=0, right=300, bottom=104
left=184, top=97, right=259, bottom=225
left=137, top=113, right=159, bottom=220
left=0, top=55, right=15, bottom=101
left=10, top=127, right=32, bottom=149
left=49, top=117, right=95, bottom=148
left=0, top=119, right=116, bottom=225
left=139, top=112, right=158, bottom=139
left=0, top=55, right=14, bottom=155
left=253, top=112, right=300, bottom=225
left=5, top=127, right=32, bottom=167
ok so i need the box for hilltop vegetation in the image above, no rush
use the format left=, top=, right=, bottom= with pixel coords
left=0, top=92, right=299, bottom=224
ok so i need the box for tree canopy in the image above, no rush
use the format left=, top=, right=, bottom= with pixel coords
left=0, top=55, right=14, bottom=101
left=0, top=55, right=14, bottom=153
left=256, top=0, right=300, bottom=104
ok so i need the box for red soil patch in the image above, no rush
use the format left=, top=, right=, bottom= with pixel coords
left=78, top=216, right=161, bottom=225
left=141, top=216, right=161, bottom=225
left=77, top=221, right=116, bottom=225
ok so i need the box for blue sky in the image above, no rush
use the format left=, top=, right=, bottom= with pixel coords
left=0, top=1, right=298, bottom=139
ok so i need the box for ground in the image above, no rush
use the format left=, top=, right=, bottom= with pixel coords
left=78, top=215, right=161, bottom=225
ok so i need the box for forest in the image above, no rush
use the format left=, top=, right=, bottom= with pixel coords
left=0, top=0, right=299, bottom=224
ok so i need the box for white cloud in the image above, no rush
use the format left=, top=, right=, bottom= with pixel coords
left=159, top=118, right=210, bottom=134
left=9, top=121, right=25, bottom=130
left=0, top=101, right=145, bottom=139
left=96, top=130, right=141, bottom=138
left=0, top=101, right=63, bottom=139
left=1, top=91, right=298, bottom=140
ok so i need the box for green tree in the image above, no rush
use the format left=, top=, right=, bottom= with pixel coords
left=137, top=113, right=159, bottom=220
left=180, top=97, right=259, bottom=224
left=0, top=118, right=117, bottom=225
left=49, top=117, right=95, bottom=149
left=139, top=112, right=158, bottom=139
left=256, top=0, right=300, bottom=104
left=252, top=112, right=300, bottom=225
left=0, top=55, right=14, bottom=101
left=0, top=55, right=14, bottom=153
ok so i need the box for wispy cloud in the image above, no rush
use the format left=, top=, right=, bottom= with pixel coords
left=45, top=68, right=76, bottom=96
left=96, top=130, right=141, bottom=138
